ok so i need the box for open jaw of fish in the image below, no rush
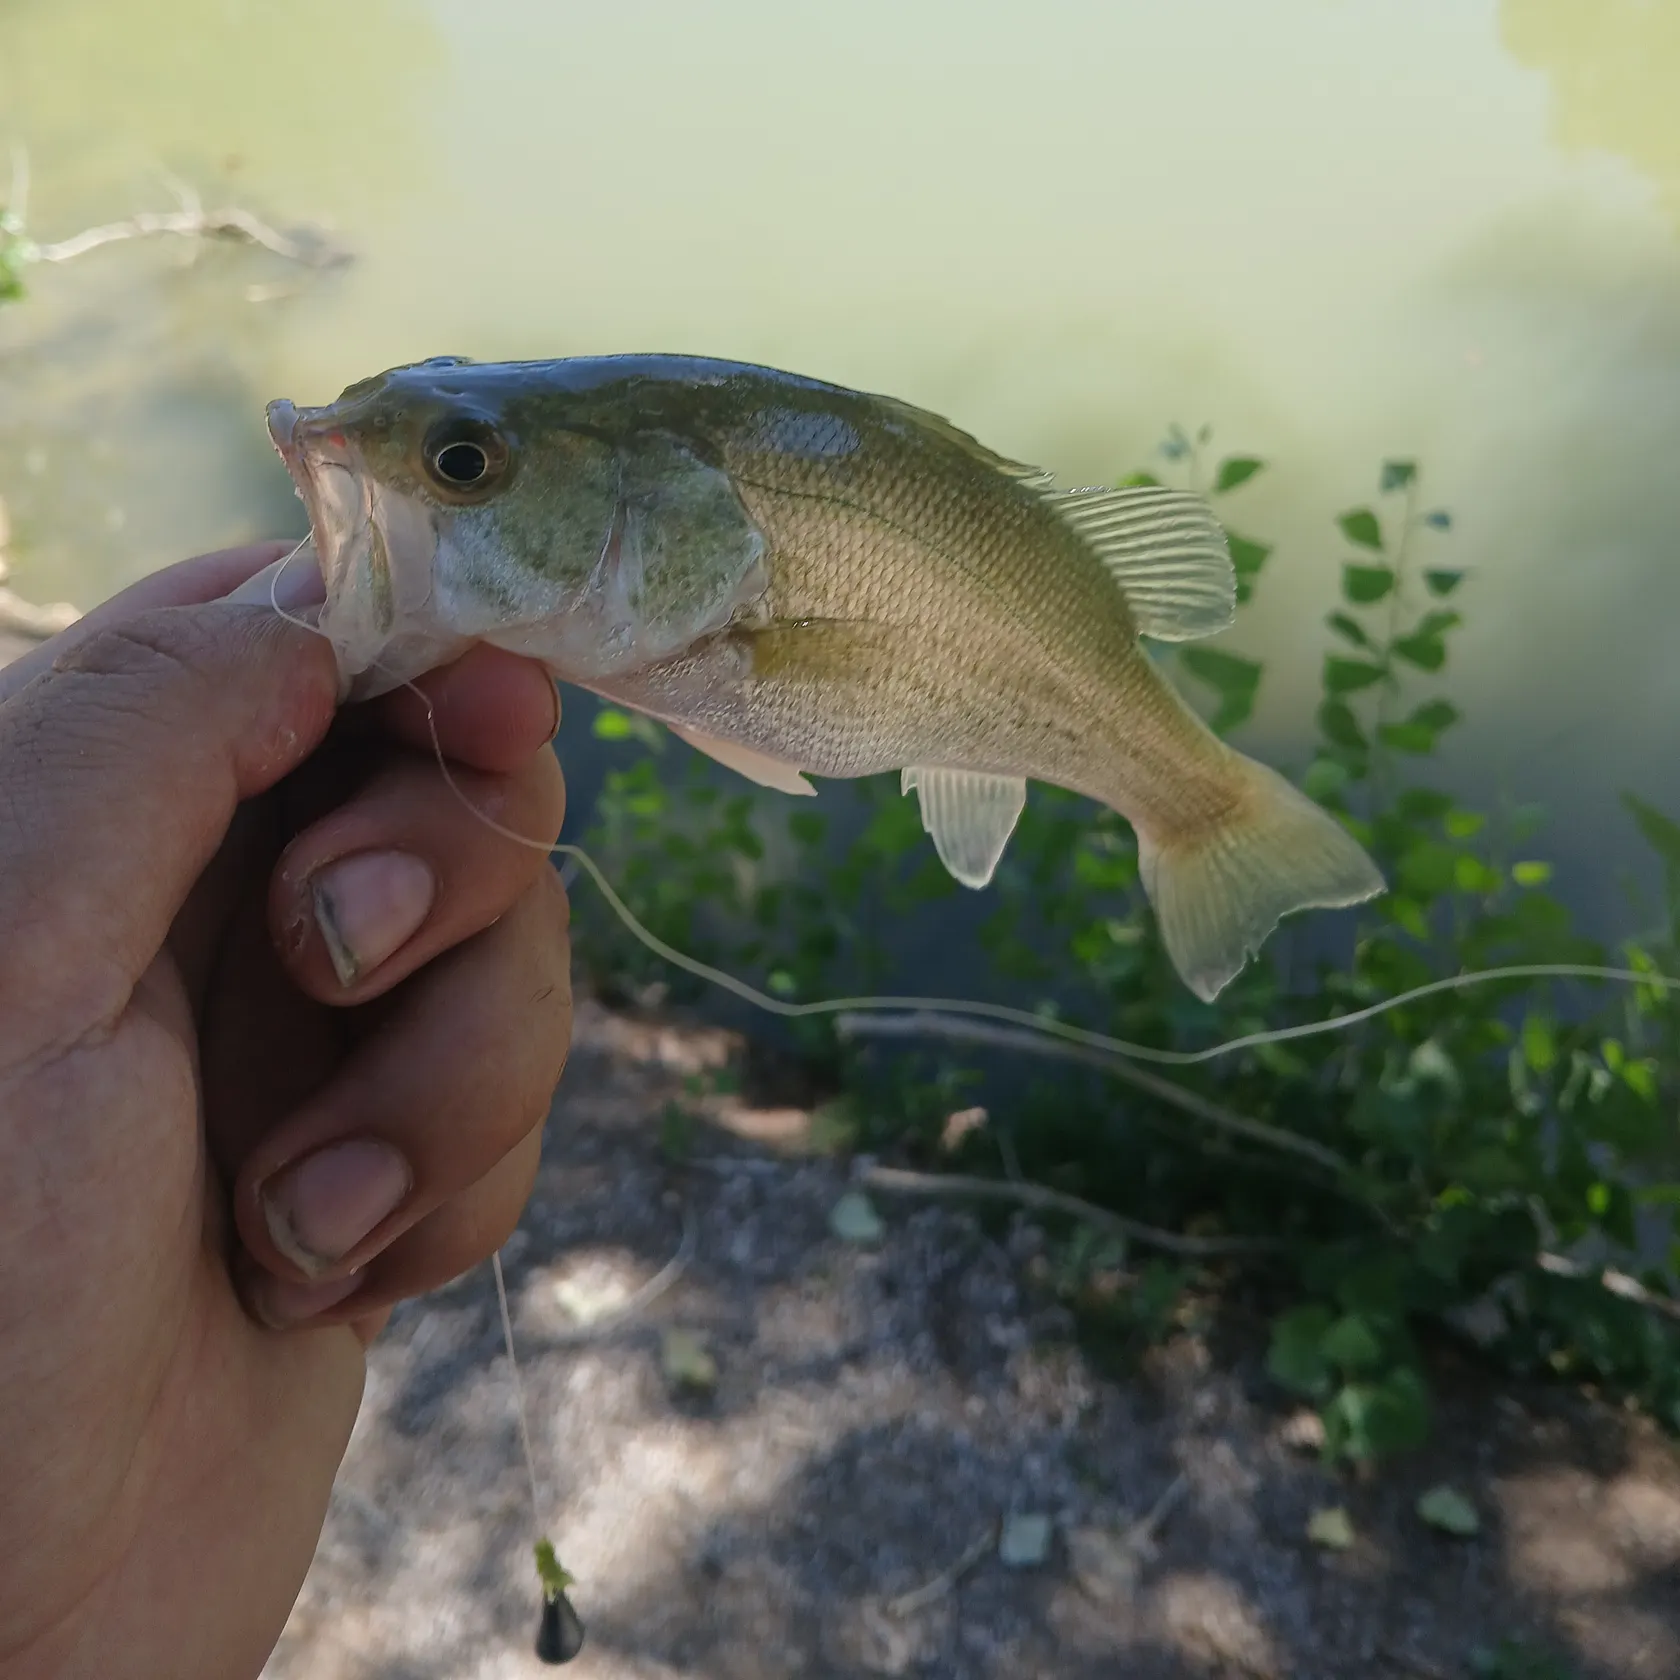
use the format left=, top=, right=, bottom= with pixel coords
left=265, top=397, right=475, bottom=696
left=264, top=393, right=775, bottom=705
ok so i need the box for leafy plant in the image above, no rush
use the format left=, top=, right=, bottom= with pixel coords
left=576, top=434, right=1680, bottom=1465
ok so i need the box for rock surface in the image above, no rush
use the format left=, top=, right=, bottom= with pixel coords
left=265, top=1001, right=1680, bottom=1680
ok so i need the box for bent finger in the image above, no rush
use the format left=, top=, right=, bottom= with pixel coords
left=233, top=872, right=572, bottom=1284
left=245, top=1126, right=544, bottom=1330
left=269, top=744, right=567, bottom=1001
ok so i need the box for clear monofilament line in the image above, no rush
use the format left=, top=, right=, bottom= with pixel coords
left=395, top=687, right=1680, bottom=1066
left=493, top=1249, right=548, bottom=1532
left=258, top=559, right=1680, bottom=1074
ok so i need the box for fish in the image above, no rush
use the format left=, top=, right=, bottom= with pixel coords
left=263, top=354, right=1384, bottom=1001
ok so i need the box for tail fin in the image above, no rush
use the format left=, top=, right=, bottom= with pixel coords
left=1136, top=754, right=1384, bottom=1002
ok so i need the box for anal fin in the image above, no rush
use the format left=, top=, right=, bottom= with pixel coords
left=670, top=723, right=816, bottom=796
left=902, top=767, right=1027, bottom=888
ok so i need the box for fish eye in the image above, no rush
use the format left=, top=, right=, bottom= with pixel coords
left=422, top=417, right=510, bottom=499
left=436, top=441, right=489, bottom=484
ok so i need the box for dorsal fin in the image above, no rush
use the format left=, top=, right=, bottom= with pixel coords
left=1045, top=484, right=1236, bottom=642
left=866, top=393, right=1056, bottom=486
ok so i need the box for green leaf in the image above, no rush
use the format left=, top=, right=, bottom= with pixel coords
left=1267, top=1304, right=1335, bottom=1398
left=788, top=810, right=826, bottom=847
left=1324, top=655, right=1387, bottom=694
left=1399, top=840, right=1458, bottom=896
left=1301, top=757, right=1350, bottom=803
left=1116, top=470, right=1161, bottom=488
left=1320, top=1313, right=1386, bottom=1373
left=1328, top=611, right=1373, bottom=649
left=1425, top=568, right=1464, bottom=595
left=1306, top=1506, right=1355, bottom=1550
left=1318, top=699, right=1368, bottom=751
left=1323, top=1366, right=1430, bottom=1461
left=1416, top=1484, right=1479, bottom=1537
left=1392, top=630, right=1446, bottom=672
left=1378, top=722, right=1436, bottom=754
left=1409, top=699, right=1459, bottom=732
left=1511, top=860, right=1552, bottom=887
left=1213, top=455, right=1264, bottom=494
left=1379, top=699, right=1459, bottom=754
left=1339, top=508, right=1384, bottom=550
left=829, top=1190, right=885, bottom=1244
left=1397, top=788, right=1453, bottom=821
left=1227, top=532, right=1271, bottom=605
left=1454, top=854, right=1500, bottom=894
left=1342, top=563, right=1394, bottom=604
left=593, top=708, right=635, bottom=739
left=1380, top=459, right=1417, bottom=493
left=1624, top=793, right=1680, bottom=874
left=1181, top=648, right=1262, bottom=734
left=660, top=1327, right=719, bottom=1394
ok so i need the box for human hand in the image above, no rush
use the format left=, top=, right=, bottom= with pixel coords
left=0, top=544, right=572, bottom=1680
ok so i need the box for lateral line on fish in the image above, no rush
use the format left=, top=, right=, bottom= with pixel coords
left=261, top=544, right=1680, bottom=1072
left=724, top=467, right=1053, bottom=625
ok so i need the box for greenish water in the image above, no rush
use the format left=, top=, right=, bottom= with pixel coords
left=3, top=0, right=1678, bottom=933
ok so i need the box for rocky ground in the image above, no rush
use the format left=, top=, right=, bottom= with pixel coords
left=264, top=1001, right=1680, bottom=1680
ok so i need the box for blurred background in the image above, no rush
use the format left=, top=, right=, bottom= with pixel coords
left=4, top=0, right=1680, bottom=941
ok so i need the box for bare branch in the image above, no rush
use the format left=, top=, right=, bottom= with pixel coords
left=858, top=1163, right=1281, bottom=1258
left=1535, top=1251, right=1680, bottom=1325
left=837, top=1009, right=1358, bottom=1182
left=0, top=587, right=79, bottom=641
left=885, top=1523, right=996, bottom=1617
left=28, top=200, right=348, bottom=270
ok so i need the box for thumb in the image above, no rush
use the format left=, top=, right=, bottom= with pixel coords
left=0, top=604, right=340, bottom=1061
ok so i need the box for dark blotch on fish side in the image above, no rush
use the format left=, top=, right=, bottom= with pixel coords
left=535, top=1591, right=586, bottom=1663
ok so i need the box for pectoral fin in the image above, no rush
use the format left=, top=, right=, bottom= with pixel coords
left=671, top=723, right=816, bottom=796
left=902, top=766, right=1027, bottom=888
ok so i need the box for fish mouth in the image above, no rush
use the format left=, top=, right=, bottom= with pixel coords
left=266, top=398, right=370, bottom=598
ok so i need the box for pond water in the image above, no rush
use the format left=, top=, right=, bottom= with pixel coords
left=3, top=0, right=1678, bottom=938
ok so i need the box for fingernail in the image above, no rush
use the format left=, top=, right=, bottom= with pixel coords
left=547, top=680, right=562, bottom=743
left=261, top=1138, right=412, bottom=1277
left=310, top=850, right=435, bottom=986
left=252, top=1268, right=365, bottom=1329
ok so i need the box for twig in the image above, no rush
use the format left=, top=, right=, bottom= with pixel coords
left=545, top=1203, right=698, bottom=1345
left=858, top=1164, right=1280, bottom=1258
left=0, top=586, right=78, bottom=640
left=31, top=201, right=346, bottom=268
left=837, top=1009, right=1357, bottom=1182
left=14, top=172, right=347, bottom=272
left=1131, top=1471, right=1190, bottom=1544
left=886, top=1522, right=996, bottom=1617
left=1535, top=1252, right=1680, bottom=1325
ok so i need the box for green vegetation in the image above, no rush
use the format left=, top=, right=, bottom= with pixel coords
left=574, top=433, right=1680, bottom=1466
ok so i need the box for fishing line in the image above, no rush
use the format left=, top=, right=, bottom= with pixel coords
left=264, top=543, right=584, bottom=1664
left=261, top=543, right=1680, bottom=1072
